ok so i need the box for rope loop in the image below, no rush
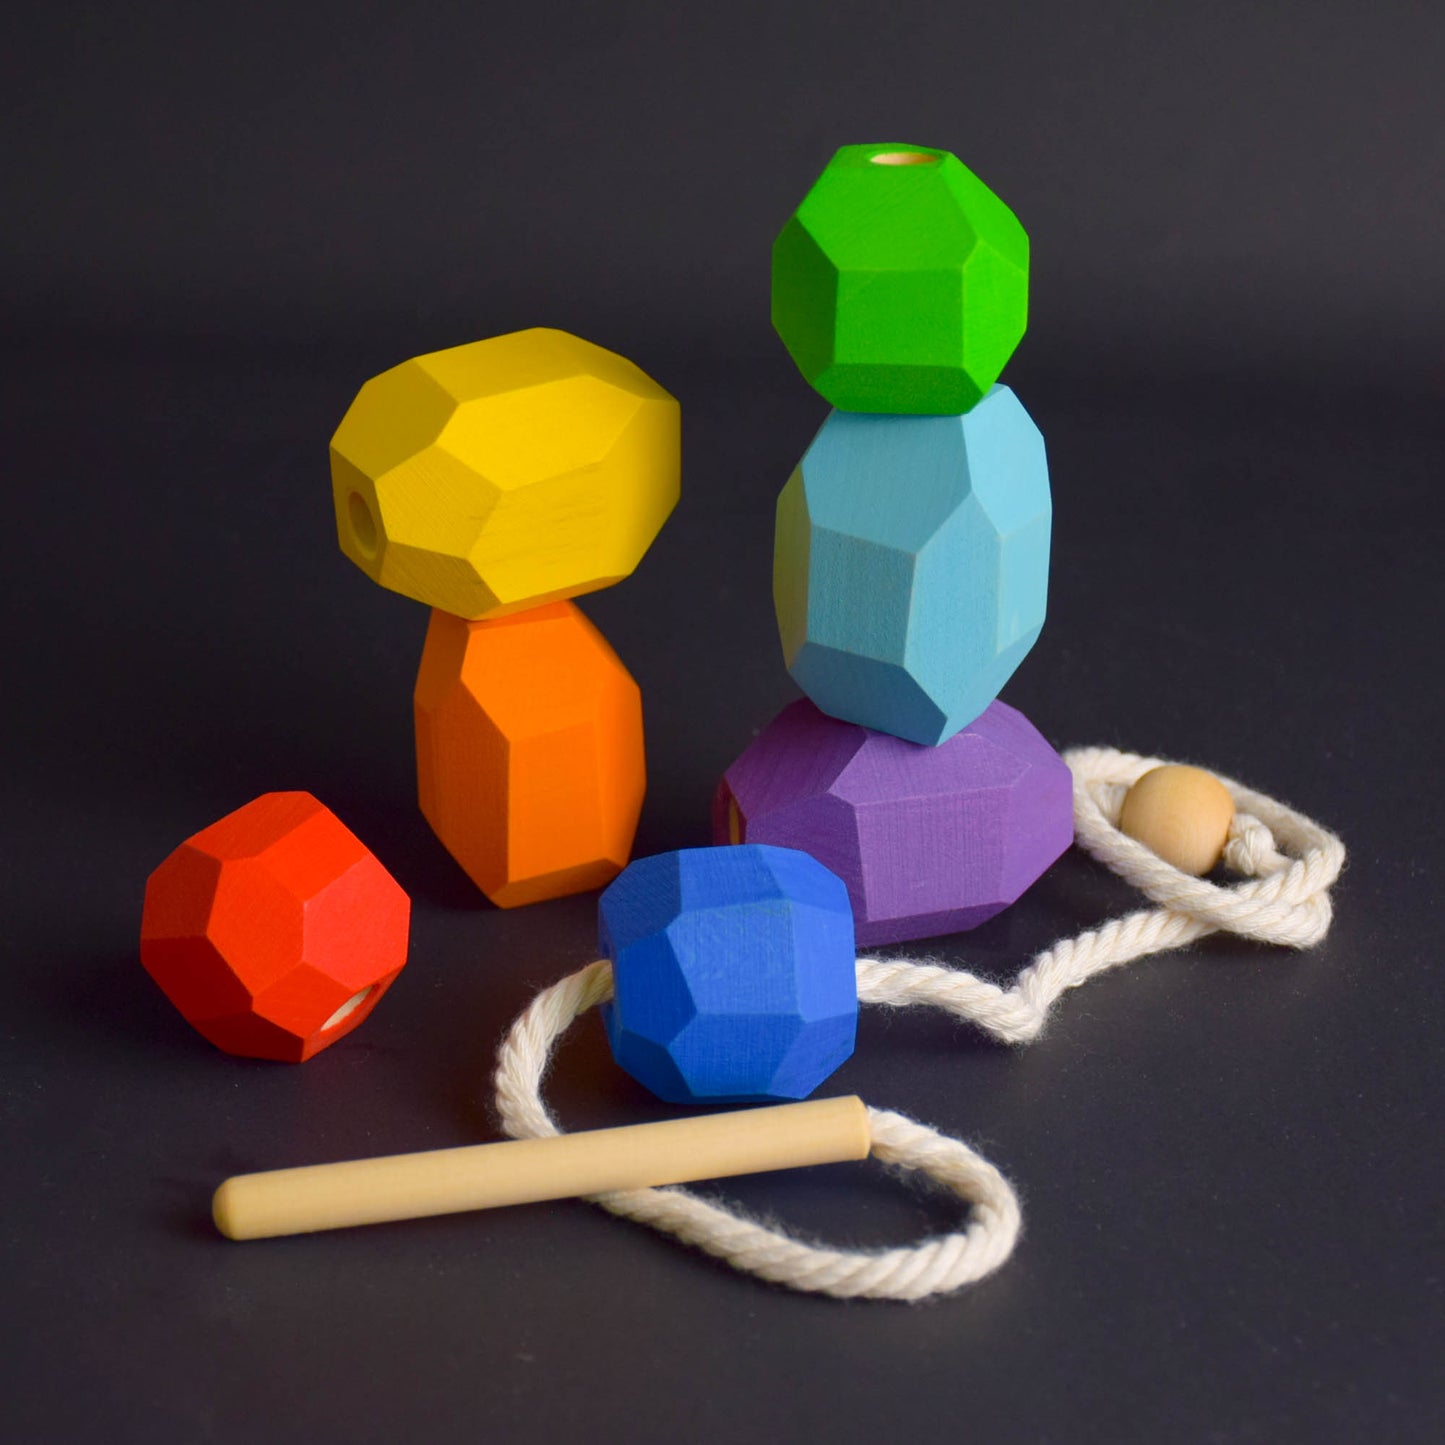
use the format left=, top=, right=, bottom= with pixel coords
left=492, top=747, right=1345, bottom=1301
left=1066, top=747, right=1345, bottom=950
left=492, top=960, right=1022, bottom=1301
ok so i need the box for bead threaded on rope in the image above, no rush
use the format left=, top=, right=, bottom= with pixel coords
left=492, top=747, right=1345, bottom=1302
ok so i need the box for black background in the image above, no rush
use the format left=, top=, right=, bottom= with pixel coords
left=4, top=3, right=1443, bottom=1442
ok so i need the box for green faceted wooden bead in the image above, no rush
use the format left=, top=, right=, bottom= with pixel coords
left=772, top=144, right=1029, bottom=415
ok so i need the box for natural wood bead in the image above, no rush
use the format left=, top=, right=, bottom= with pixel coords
left=1118, top=765, right=1235, bottom=876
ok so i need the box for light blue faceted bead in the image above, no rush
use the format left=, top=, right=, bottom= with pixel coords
left=599, top=845, right=858, bottom=1104
left=773, top=385, right=1051, bottom=745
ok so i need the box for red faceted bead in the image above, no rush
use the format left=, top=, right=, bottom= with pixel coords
left=140, top=792, right=410, bottom=1062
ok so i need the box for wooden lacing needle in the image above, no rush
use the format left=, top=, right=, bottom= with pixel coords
left=213, top=1095, right=871, bottom=1241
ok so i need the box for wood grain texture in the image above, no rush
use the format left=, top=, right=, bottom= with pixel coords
left=1119, top=764, right=1236, bottom=875
left=599, top=845, right=857, bottom=1103
left=774, top=390, right=1051, bottom=745
left=139, top=793, right=410, bottom=1062
left=331, top=327, right=680, bottom=619
left=414, top=601, right=645, bottom=907
left=213, top=1096, right=872, bottom=1240
left=714, top=698, right=1073, bottom=947
left=771, top=142, right=1028, bottom=414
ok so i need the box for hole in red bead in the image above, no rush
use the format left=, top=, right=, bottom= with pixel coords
left=321, top=986, right=373, bottom=1032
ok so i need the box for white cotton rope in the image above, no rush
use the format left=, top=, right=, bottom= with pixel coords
left=492, top=746, right=1346, bottom=1302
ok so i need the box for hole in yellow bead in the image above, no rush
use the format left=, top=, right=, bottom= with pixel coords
left=348, top=491, right=379, bottom=558
left=321, top=986, right=373, bottom=1032
left=870, top=150, right=939, bottom=166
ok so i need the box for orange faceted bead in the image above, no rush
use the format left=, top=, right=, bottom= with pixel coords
left=414, top=602, right=645, bottom=907
left=140, top=793, right=410, bottom=1061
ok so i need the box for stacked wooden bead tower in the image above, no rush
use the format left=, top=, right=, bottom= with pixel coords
left=330, top=328, right=681, bottom=906
left=713, top=144, right=1073, bottom=945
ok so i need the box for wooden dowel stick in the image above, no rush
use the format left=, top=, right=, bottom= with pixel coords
left=213, top=1095, right=872, bottom=1241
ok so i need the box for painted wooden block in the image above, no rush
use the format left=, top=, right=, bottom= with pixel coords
left=599, top=845, right=857, bottom=1104
left=774, top=389, right=1051, bottom=746
left=713, top=699, right=1072, bottom=947
left=331, top=327, right=680, bottom=620
left=140, top=792, right=410, bottom=1062
left=772, top=143, right=1028, bottom=414
left=414, top=601, right=644, bottom=907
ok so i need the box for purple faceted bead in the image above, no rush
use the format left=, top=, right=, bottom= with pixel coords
left=713, top=698, right=1073, bottom=946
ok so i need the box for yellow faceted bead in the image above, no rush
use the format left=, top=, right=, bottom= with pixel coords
left=331, top=328, right=680, bottom=619
left=1118, top=764, right=1236, bottom=876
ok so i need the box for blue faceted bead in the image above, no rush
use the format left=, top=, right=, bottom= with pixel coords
left=773, top=385, right=1051, bottom=745
left=598, top=845, right=858, bottom=1104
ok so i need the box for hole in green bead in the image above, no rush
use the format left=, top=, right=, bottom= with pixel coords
left=870, top=150, right=939, bottom=166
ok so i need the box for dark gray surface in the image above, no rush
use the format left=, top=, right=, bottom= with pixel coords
left=3, top=4, right=1443, bottom=1442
